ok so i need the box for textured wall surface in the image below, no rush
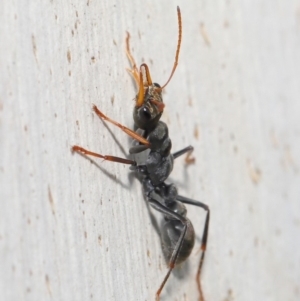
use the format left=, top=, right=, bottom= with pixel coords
left=1, top=1, right=300, bottom=301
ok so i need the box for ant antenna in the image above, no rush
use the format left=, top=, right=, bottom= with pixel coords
left=159, top=6, right=182, bottom=90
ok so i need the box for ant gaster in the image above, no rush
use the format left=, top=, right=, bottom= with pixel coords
left=72, top=7, right=209, bottom=301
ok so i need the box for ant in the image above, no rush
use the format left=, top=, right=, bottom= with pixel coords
left=72, top=7, right=210, bottom=301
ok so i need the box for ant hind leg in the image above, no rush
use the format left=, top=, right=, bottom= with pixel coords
left=146, top=196, right=189, bottom=301
left=176, top=195, right=210, bottom=301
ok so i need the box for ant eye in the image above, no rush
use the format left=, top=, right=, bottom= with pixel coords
left=141, top=107, right=151, bottom=120
left=154, top=83, right=161, bottom=88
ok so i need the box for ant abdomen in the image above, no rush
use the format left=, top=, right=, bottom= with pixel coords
left=161, top=219, right=195, bottom=265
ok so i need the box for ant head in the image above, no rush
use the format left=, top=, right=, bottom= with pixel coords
left=133, top=6, right=182, bottom=131
left=133, top=64, right=164, bottom=130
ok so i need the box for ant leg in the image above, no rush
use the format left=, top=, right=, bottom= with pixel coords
left=176, top=195, right=210, bottom=301
left=129, top=130, right=150, bottom=154
left=172, top=145, right=193, bottom=159
left=173, top=145, right=195, bottom=164
left=92, top=105, right=151, bottom=147
left=146, top=197, right=189, bottom=301
left=72, top=146, right=136, bottom=165
left=125, top=32, right=140, bottom=87
left=129, top=144, right=149, bottom=154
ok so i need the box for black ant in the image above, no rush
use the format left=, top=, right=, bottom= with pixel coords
left=72, top=7, right=210, bottom=301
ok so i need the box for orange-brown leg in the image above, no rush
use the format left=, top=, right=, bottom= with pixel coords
left=72, top=145, right=136, bottom=165
left=185, top=149, right=195, bottom=165
left=195, top=219, right=209, bottom=301
left=125, top=32, right=140, bottom=87
left=196, top=210, right=210, bottom=301
left=155, top=269, right=173, bottom=301
left=93, top=105, right=150, bottom=147
left=196, top=252, right=206, bottom=301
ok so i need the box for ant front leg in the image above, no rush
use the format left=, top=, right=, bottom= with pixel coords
left=72, top=146, right=137, bottom=166
left=129, top=144, right=149, bottom=154
left=93, top=105, right=151, bottom=148
left=176, top=195, right=210, bottom=301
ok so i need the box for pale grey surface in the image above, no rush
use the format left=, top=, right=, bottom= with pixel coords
left=1, top=1, right=300, bottom=301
